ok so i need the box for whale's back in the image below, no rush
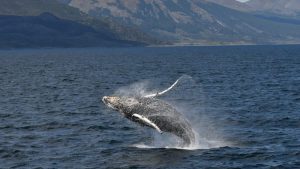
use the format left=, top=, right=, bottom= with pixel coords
left=130, top=97, right=195, bottom=145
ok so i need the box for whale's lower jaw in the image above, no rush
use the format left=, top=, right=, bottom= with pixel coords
left=102, top=97, right=117, bottom=110
left=106, top=103, right=117, bottom=110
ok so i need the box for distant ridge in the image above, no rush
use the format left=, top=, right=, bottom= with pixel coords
left=246, top=0, right=300, bottom=18
left=1, top=0, right=300, bottom=47
left=0, top=13, right=143, bottom=48
left=0, top=0, right=161, bottom=48
left=207, top=0, right=300, bottom=24
left=67, top=0, right=300, bottom=45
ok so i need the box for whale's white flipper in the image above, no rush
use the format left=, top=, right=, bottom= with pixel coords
left=144, top=79, right=179, bottom=98
left=132, top=114, right=162, bottom=134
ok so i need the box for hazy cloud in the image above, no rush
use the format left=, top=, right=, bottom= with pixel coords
left=236, top=0, right=249, bottom=2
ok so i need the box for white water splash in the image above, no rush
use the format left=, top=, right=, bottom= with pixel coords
left=113, top=80, right=157, bottom=97
left=132, top=128, right=231, bottom=150
left=114, top=75, right=233, bottom=150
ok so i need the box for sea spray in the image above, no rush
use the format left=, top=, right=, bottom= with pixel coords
left=166, top=76, right=232, bottom=149
left=113, top=80, right=157, bottom=97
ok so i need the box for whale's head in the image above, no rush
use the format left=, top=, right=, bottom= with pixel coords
left=102, top=96, right=140, bottom=114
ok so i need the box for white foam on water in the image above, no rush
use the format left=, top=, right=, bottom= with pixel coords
left=132, top=139, right=230, bottom=150
left=131, top=129, right=232, bottom=150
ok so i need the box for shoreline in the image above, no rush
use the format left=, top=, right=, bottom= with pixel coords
left=1, top=43, right=300, bottom=51
left=147, top=42, right=300, bottom=47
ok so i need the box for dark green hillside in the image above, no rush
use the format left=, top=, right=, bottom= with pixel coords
left=0, top=0, right=160, bottom=45
left=0, top=13, right=142, bottom=48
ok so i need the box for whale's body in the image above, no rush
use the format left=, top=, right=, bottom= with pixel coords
left=102, top=78, right=195, bottom=145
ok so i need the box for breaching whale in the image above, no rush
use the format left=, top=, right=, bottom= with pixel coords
left=102, top=79, right=195, bottom=145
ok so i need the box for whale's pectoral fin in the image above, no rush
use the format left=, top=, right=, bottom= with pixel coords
left=132, top=114, right=162, bottom=134
left=144, top=78, right=180, bottom=98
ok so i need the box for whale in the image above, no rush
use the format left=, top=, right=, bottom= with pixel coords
left=102, top=79, right=195, bottom=145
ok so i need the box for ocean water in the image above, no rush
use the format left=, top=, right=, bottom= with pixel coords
left=0, top=45, right=299, bottom=169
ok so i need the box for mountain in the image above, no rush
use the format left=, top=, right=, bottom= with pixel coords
left=67, top=0, right=300, bottom=45
left=0, top=0, right=160, bottom=48
left=2, top=0, right=300, bottom=47
left=206, top=0, right=251, bottom=12
left=246, top=0, right=300, bottom=18
left=211, top=0, right=300, bottom=27
left=0, top=13, right=142, bottom=48
left=207, top=0, right=300, bottom=17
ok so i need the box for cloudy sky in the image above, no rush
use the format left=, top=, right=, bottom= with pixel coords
left=236, top=0, right=249, bottom=2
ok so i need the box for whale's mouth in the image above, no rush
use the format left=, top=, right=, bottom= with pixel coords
left=102, top=96, right=118, bottom=110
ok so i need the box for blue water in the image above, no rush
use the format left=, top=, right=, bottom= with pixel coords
left=0, top=45, right=299, bottom=168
